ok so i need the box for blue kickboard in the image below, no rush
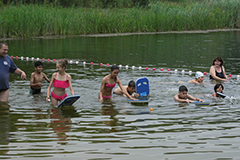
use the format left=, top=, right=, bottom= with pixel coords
left=136, top=77, right=150, bottom=97
left=192, top=101, right=210, bottom=106
left=57, top=95, right=80, bottom=108
left=217, top=92, right=231, bottom=98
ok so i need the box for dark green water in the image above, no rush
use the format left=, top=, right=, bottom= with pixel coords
left=1, top=31, right=240, bottom=159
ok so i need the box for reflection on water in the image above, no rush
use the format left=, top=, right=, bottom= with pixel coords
left=1, top=31, right=240, bottom=159
left=0, top=102, right=10, bottom=157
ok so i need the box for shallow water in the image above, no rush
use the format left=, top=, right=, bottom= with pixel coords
left=1, top=31, right=240, bottom=159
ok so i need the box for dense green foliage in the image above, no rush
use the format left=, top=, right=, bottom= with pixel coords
left=0, top=0, right=239, bottom=37
left=2, top=0, right=150, bottom=8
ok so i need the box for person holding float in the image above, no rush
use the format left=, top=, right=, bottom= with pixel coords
left=209, top=57, right=229, bottom=82
left=99, top=65, right=136, bottom=102
left=46, top=60, right=74, bottom=106
left=174, top=85, right=204, bottom=103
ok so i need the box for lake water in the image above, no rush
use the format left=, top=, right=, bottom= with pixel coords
left=1, top=31, right=240, bottom=159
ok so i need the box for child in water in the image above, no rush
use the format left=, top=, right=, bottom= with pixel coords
left=174, top=85, right=204, bottom=103
left=212, top=84, right=224, bottom=97
left=188, top=71, right=205, bottom=84
left=30, top=61, right=50, bottom=95
left=46, top=60, right=74, bottom=106
left=113, top=80, right=139, bottom=98
left=99, top=65, right=135, bottom=102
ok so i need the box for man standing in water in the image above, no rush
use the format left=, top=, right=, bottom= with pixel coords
left=0, top=42, right=26, bottom=102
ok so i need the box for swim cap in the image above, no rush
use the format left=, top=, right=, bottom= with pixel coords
left=196, top=71, right=204, bottom=79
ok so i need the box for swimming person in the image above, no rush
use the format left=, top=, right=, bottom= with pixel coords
left=174, top=85, right=204, bottom=103
left=188, top=71, right=205, bottom=84
left=99, top=65, right=135, bottom=102
left=0, top=42, right=26, bottom=102
left=30, top=61, right=50, bottom=95
left=209, top=57, right=229, bottom=82
left=113, top=80, right=139, bottom=98
left=212, top=84, right=225, bottom=98
left=46, top=60, right=74, bottom=106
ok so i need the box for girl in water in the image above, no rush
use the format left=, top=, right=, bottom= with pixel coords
left=99, top=65, right=135, bottom=102
left=46, top=60, right=74, bottom=106
left=212, top=84, right=225, bottom=98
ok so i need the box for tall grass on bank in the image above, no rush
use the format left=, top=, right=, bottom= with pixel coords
left=0, top=0, right=239, bottom=37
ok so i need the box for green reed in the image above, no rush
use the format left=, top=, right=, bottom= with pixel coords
left=0, top=0, right=239, bottom=37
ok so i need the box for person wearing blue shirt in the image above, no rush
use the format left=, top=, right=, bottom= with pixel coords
left=0, top=42, right=26, bottom=102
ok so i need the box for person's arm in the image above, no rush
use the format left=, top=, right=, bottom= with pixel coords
left=212, top=93, right=217, bottom=97
left=187, top=94, right=204, bottom=102
left=210, top=66, right=227, bottom=81
left=117, top=79, right=136, bottom=100
left=68, top=74, right=74, bottom=95
left=30, top=73, right=42, bottom=87
left=222, top=66, right=229, bottom=80
left=43, top=73, right=51, bottom=83
left=46, top=73, right=54, bottom=102
left=99, top=78, right=106, bottom=102
left=174, top=95, right=193, bottom=103
left=14, top=68, right=26, bottom=80
left=188, top=79, right=198, bottom=84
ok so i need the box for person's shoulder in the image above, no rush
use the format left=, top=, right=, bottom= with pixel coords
left=188, top=79, right=195, bottom=83
left=66, top=73, right=71, bottom=79
left=174, top=94, right=179, bottom=99
left=31, top=72, right=37, bottom=76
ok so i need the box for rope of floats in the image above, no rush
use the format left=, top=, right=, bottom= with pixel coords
left=11, top=55, right=240, bottom=79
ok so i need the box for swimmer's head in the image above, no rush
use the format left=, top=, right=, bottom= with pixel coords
left=212, top=57, right=224, bottom=66
left=110, top=65, right=119, bottom=79
left=196, top=71, right=204, bottom=79
left=34, top=61, right=43, bottom=72
left=34, top=61, right=43, bottom=68
left=57, top=60, right=68, bottom=69
left=128, top=80, right=136, bottom=88
left=111, top=64, right=119, bottom=72
left=128, top=80, right=136, bottom=93
left=214, top=84, right=224, bottom=93
left=178, top=85, right=188, bottom=99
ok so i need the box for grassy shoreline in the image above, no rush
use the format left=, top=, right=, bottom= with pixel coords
left=0, top=0, right=239, bottom=38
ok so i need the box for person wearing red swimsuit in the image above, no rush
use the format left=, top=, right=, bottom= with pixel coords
left=99, top=65, right=135, bottom=102
left=46, top=60, right=74, bottom=106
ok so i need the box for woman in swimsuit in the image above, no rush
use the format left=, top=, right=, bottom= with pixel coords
left=99, top=65, right=135, bottom=102
left=209, top=57, right=229, bottom=82
left=46, top=60, right=74, bottom=106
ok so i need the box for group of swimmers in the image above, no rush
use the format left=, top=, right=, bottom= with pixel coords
left=175, top=56, right=228, bottom=103
left=28, top=56, right=228, bottom=106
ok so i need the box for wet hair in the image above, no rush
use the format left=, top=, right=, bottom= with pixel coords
left=128, top=80, right=136, bottom=88
left=111, top=64, right=119, bottom=72
left=57, top=59, right=68, bottom=69
left=0, top=42, right=8, bottom=49
left=179, top=85, right=188, bottom=92
left=34, top=61, right=43, bottom=68
left=214, top=84, right=224, bottom=92
left=212, top=56, right=224, bottom=66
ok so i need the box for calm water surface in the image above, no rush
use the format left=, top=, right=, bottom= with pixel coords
left=1, top=31, right=240, bottom=159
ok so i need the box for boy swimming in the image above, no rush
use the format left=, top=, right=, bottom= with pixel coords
left=174, top=85, right=204, bottom=103
left=188, top=71, right=205, bottom=84
left=30, top=61, right=50, bottom=95
left=113, top=80, right=139, bottom=98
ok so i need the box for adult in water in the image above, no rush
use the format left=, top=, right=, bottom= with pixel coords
left=209, top=56, right=229, bottom=82
left=99, top=65, right=136, bottom=102
left=0, top=42, right=26, bottom=102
